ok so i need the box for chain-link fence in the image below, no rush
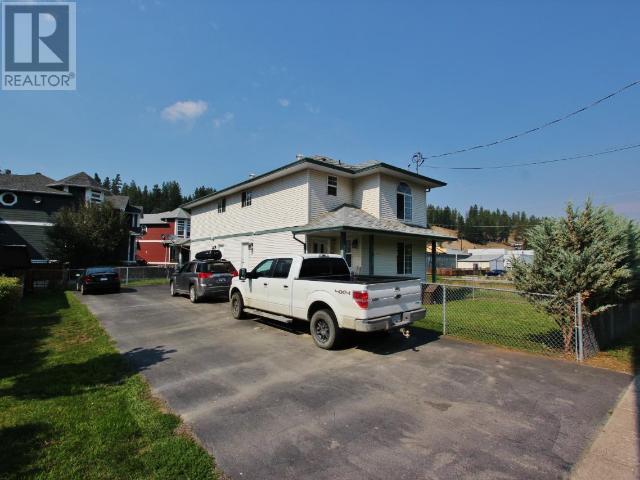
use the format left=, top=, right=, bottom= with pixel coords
left=420, top=283, right=586, bottom=361
left=26, top=266, right=173, bottom=291
left=66, top=266, right=172, bottom=287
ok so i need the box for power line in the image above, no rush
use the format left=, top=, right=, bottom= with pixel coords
left=426, top=142, right=640, bottom=170
left=424, top=79, right=640, bottom=160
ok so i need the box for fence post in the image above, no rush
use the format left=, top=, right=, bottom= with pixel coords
left=125, top=267, right=129, bottom=285
left=576, top=293, right=584, bottom=362
left=442, top=284, right=447, bottom=335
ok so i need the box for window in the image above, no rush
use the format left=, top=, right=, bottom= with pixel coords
left=176, top=219, right=190, bottom=238
left=327, top=175, right=337, bottom=196
left=0, top=192, right=18, bottom=207
left=241, top=190, right=252, bottom=207
left=396, top=242, right=413, bottom=274
left=86, top=189, right=103, bottom=204
left=198, top=261, right=236, bottom=274
left=396, top=183, right=412, bottom=221
left=299, top=258, right=350, bottom=278
left=188, top=262, right=198, bottom=273
left=217, top=198, right=226, bottom=213
left=344, top=239, right=352, bottom=267
left=272, top=258, right=293, bottom=278
left=252, top=259, right=275, bottom=277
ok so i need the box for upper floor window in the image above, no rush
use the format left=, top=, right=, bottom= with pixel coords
left=86, top=189, right=103, bottom=204
left=0, top=192, right=18, bottom=207
left=396, top=182, right=412, bottom=221
left=176, top=219, right=191, bottom=238
left=327, top=175, right=337, bottom=196
left=241, top=190, right=252, bottom=207
left=217, top=198, right=226, bottom=213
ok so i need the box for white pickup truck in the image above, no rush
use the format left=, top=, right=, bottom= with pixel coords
left=229, top=254, right=425, bottom=349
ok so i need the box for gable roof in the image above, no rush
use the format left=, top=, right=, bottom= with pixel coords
left=104, top=195, right=130, bottom=211
left=140, top=208, right=190, bottom=225
left=0, top=173, right=72, bottom=196
left=48, top=171, right=106, bottom=190
left=291, top=204, right=457, bottom=241
left=182, top=155, right=447, bottom=210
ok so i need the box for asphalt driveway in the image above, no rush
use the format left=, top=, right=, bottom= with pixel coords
left=78, top=285, right=631, bottom=480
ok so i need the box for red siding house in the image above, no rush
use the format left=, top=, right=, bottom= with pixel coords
left=138, top=208, right=190, bottom=265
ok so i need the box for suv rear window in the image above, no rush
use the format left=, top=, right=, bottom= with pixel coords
left=299, top=258, right=350, bottom=278
left=198, top=261, right=235, bottom=273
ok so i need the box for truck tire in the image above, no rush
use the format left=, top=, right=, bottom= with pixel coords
left=231, top=291, right=245, bottom=319
left=170, top=281, right=178, bottom=297
left=310, top=309, right=343, bottom=350
left=189, top=285, right=200, bottom=303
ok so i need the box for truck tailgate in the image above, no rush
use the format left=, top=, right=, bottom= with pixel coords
left=366, top=280, right=422, bottom=317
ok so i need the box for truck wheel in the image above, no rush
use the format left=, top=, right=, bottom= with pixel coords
left=310, top=309, right=342, bottom=349
left=231, top=291, right=245, bottom=319
left=170, top=281, right=178, bottom=297
left=189, top=285, right=199, bottom=303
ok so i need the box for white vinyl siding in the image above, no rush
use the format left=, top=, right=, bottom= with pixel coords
left=190, top=170, right=309, bottom=244
left=352, top=174, right=380, bottom=217
left=307, top=170, right=352, bottom=220
left=379, top=174, right=427, bottom=227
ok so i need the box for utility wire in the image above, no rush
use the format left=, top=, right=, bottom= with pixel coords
left=426, top=143, right=640, bottom=170
left=424, top=79, right=640, bottom=160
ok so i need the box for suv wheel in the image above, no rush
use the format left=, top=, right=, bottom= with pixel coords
left=170, top=281, right=178, bottom=297
left=231, top=291, right=245, bottom=319
left=310, top=309, right=342, bottom=350
left=189, top=285, right=199, bottom=303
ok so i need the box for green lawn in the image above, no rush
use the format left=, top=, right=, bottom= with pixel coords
left=125, top=277, right=169, bottom=288
left=0, top=292, right=218, bottom=479
left=416, top=287, right=568, bottom=356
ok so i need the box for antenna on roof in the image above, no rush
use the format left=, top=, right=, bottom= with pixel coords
left=295, top=154, right=304, bottom=161
left=249, top=173, right=255, bottom=179
left=409, top=152, right=425, bottom=174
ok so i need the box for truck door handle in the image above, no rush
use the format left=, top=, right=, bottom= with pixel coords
left=283, top=285, right=289, bottom=289
left=263, top=282, right=268, bottom=286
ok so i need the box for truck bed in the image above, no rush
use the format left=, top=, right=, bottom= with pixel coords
left=298, top=275, right=420, bottom=284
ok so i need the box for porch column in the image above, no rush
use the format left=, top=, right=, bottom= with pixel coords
left=368, top=234, right=374, bottom=275
left=431, top=239, right=437, bottom=283
left=340, top=231, right=348, bottom=259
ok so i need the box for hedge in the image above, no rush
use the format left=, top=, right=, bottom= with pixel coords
left=0, top=277, right=22, bottom=315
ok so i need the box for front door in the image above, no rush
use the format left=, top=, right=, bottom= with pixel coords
left=311, top=239, right=330, bottom=254
left=240, top=242, right=251, bottom=269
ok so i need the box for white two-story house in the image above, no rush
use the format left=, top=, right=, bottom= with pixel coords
left=182, top=156, right=455, bottom=281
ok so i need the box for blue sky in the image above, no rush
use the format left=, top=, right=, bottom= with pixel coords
left=2, top=0, right=639, bottom=219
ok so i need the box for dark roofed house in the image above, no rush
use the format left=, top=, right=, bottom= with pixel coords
left=0, top=171, right=142, bottom=264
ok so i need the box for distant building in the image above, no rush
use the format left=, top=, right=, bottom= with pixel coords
left=138, top=208, right=190, bottom=265
left=457, top=248, right=534, bottom=270
left=0, top=171, right=142, bottom=263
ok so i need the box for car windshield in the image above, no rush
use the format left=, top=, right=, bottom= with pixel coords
left=86, top=267, right=117, bottom=274
left=199, top=261, right=234, bottom=273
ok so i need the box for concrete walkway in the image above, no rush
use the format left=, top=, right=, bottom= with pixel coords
left=573, top=376, right=639, bottom=479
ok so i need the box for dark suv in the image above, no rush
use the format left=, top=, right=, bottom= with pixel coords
left=170, top=259, right=237, bottom=302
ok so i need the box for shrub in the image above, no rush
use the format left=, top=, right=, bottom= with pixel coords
left=0, top=276, right=23, bottom=315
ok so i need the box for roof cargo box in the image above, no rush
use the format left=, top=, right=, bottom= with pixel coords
left=195, top=249, right=222, bottom=261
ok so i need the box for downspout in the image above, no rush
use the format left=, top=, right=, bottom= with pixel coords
left=292, top=232, right=306, bottom=253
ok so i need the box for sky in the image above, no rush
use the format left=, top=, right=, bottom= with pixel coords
left=2, top=0, right=639, bottom=219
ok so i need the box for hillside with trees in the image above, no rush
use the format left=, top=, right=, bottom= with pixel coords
left=93, top=173, right=215, bottom=214
left=428, top=204, right=541, bottom=245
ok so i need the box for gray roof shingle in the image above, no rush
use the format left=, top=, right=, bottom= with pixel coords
left=0, top=173, right=72, bottom=196
left=292, top=204, right=457, bottom=240
left=48, top=171, right=105, bottom=190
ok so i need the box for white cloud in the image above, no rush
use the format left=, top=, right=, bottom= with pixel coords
left=304, top=102, right=320, bottom=114
left=161, top=100, right=208, bottom=122
left=278, top=98, right=290, bottom=107
left=213, top=112, right=234, bottom=128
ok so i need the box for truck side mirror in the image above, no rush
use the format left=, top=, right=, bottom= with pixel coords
left=239, top=268, right=247, bottom=280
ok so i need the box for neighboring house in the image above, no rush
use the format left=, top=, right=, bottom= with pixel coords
left=426, top=247, right=471, bottom=270
left=138, top=208, right=191, bottom=265
left=183, top=156, right=455, bottom=281
left=0, top=170, right=142, bottom=263
left=457, top=248, right=534, bottom=270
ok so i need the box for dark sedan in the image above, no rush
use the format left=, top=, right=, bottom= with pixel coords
left=76, top=267, right=121, bottom=294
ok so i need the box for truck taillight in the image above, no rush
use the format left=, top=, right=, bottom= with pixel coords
left=231, top=269, right=238, bottom=277
left=197, top=272, right=213, bottom=279
left=353, top=290, right=369, bottom=309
